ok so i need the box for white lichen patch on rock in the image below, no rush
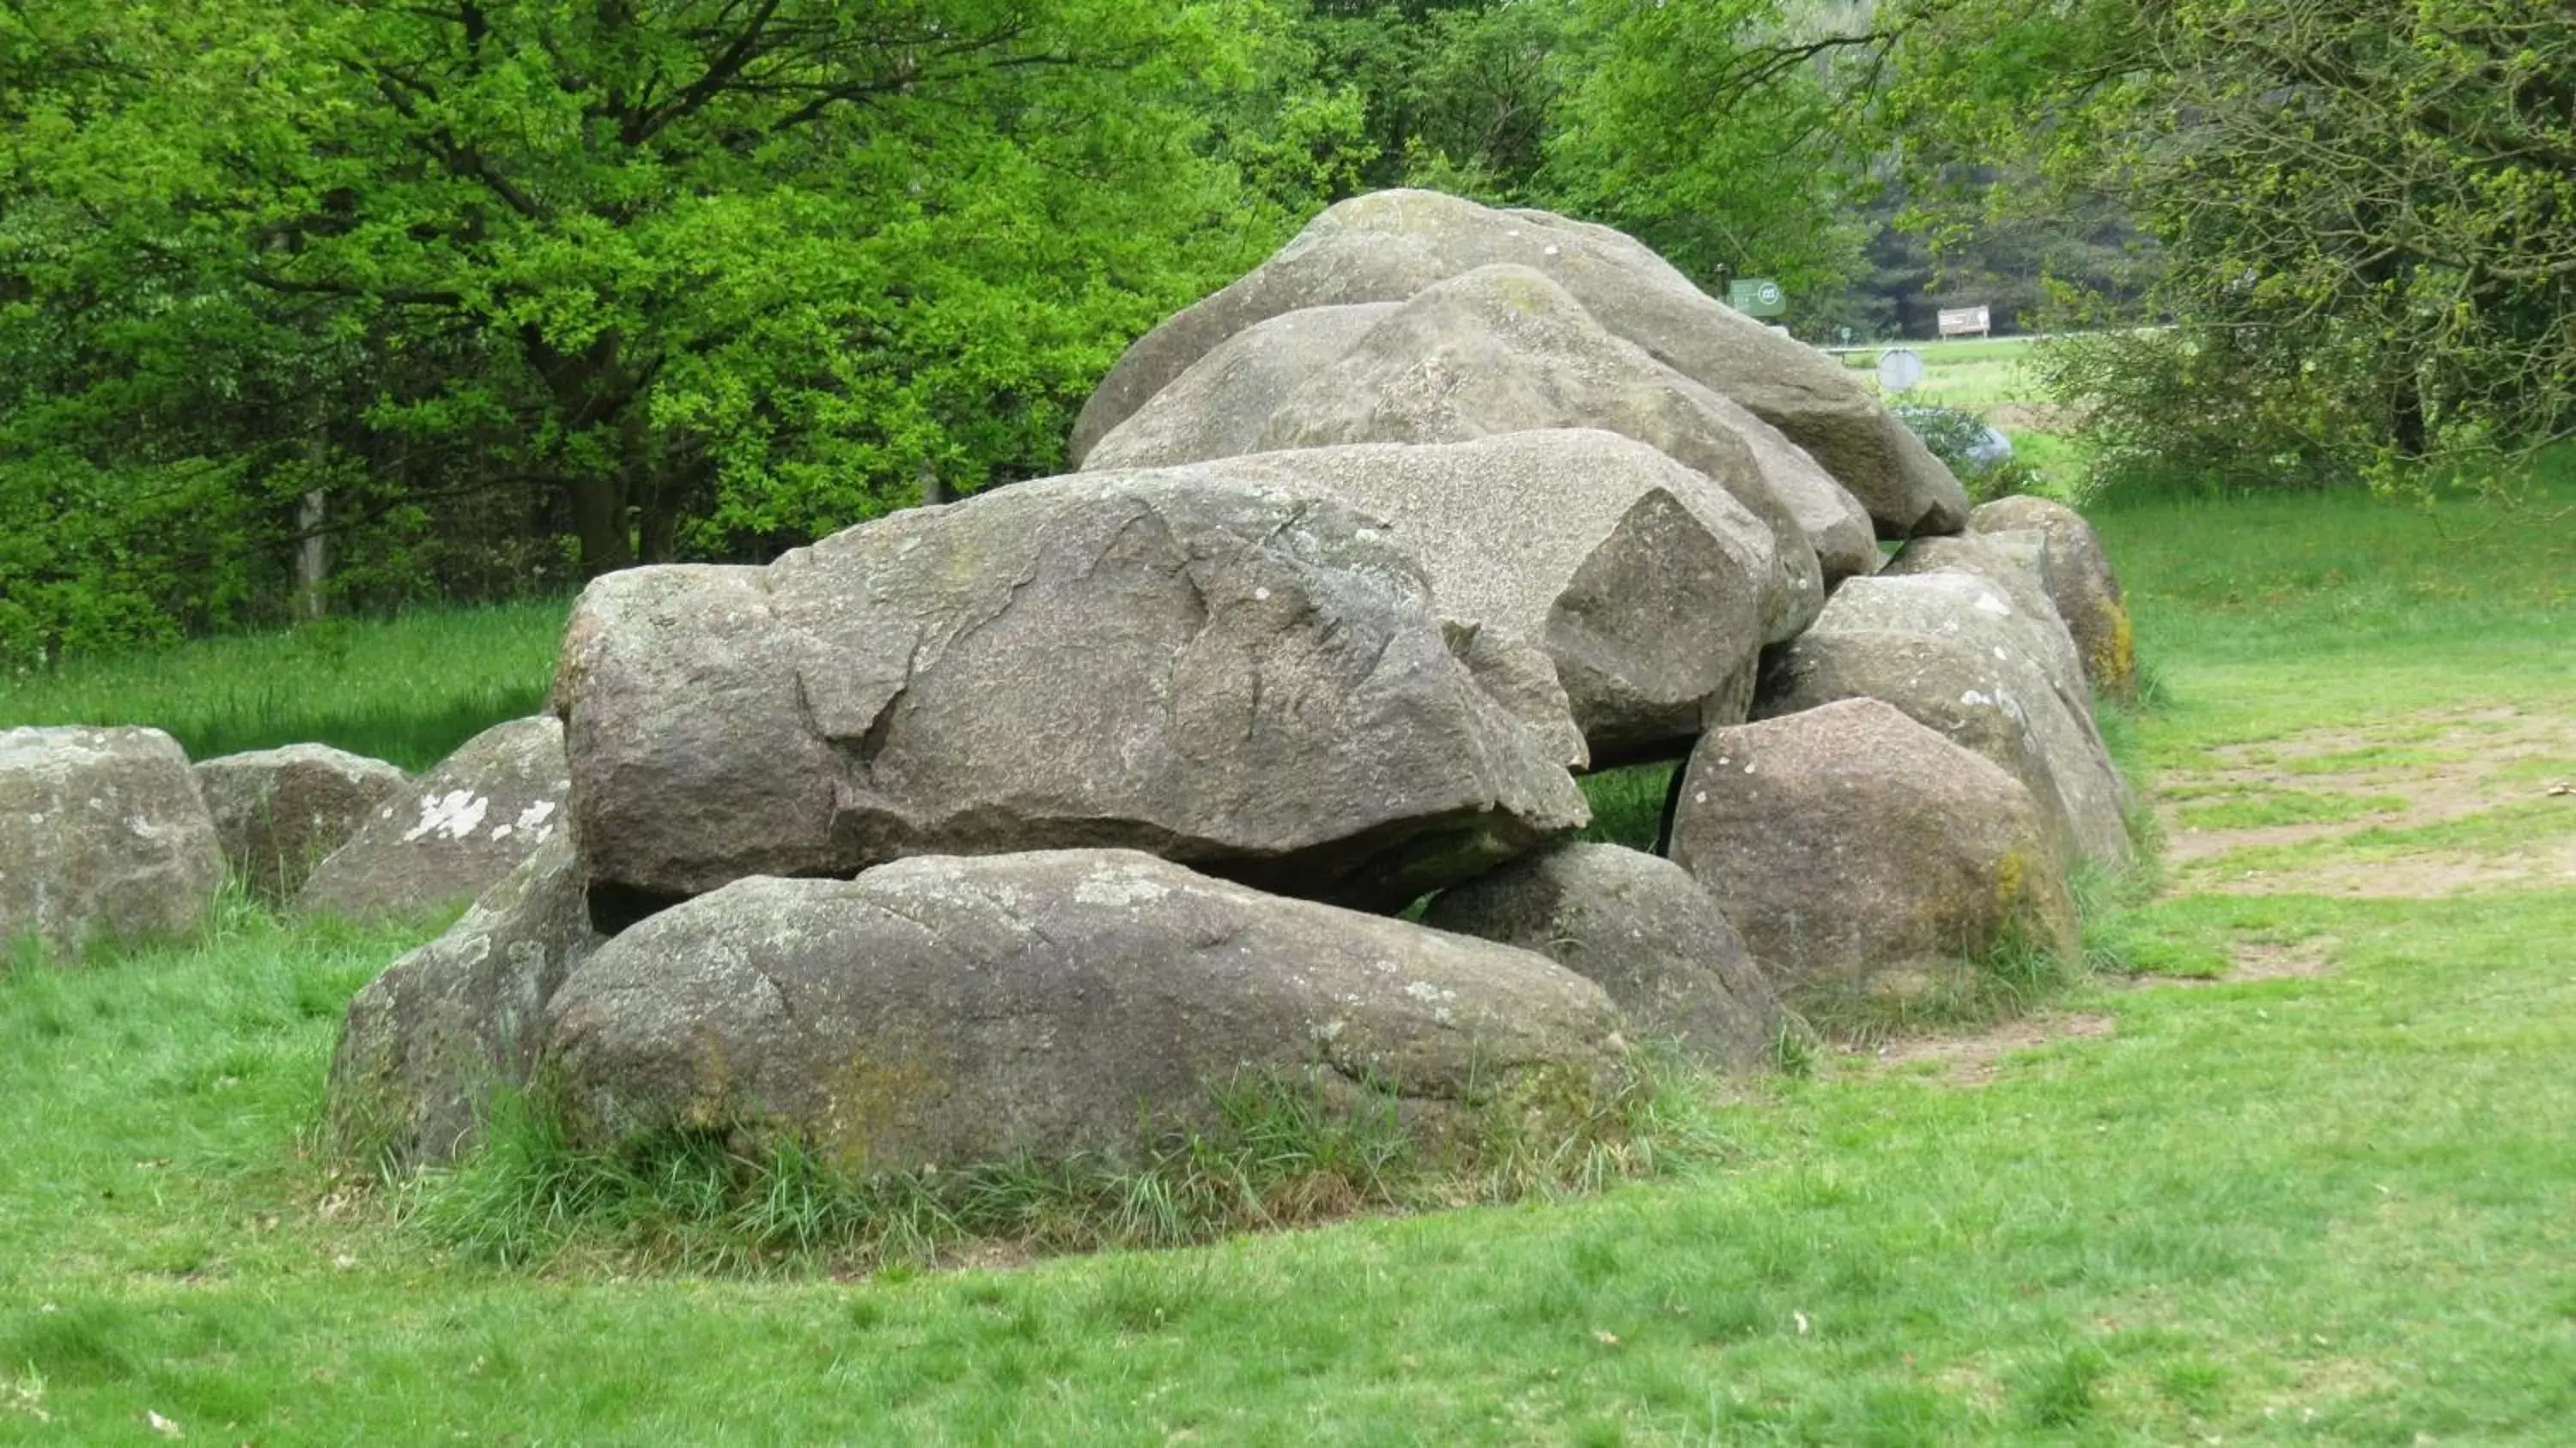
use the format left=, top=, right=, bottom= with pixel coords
left=403, top=789, right=491, bottom=843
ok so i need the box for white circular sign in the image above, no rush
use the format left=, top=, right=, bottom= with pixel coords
left=1753, top=280, right=1783, bottom=309
left=1876, top=348, right=1925, bottom=392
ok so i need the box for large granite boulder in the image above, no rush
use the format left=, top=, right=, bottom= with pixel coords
left=1160, top=431, right=1782, bottom=763
left=1425, top=843, right=1783, bottom=1072
left=1970, top=496, right=2138, bottom=701
left=1757, top=630, right=2135, bottom=873
left=556, top=472, right=1589, bottom=924
left=542, top=850, right=1631, bottom=1172
left=1071, top=189, right=1967, bottom=537
left=1086, top=271, right=1879, bottom=603
left=1084, top=303, right=1398, bottom=472
left=194, top=744, right=408, bottom=903
left=0, top=726, right=222, bottom=960
left=1667, top=699, right=2076, bottom=996
left=327, top=837, right=600, bottom=1167
left=295, top=716, right=570, bottom=922
left=1243, top=265, right=1871, bottom=626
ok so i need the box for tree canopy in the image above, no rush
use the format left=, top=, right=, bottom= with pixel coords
left=6, top=0, right=2568, bottom=664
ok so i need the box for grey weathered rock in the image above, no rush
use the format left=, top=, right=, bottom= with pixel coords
left=1804, top=569, right=2093, bottom=727
left=556, top=472, right=1589, bottom=920
left=1084, top=303, right=1396, bottom=471
left=1243, top=265, right=1851, bottom=634
left=327, top=837, right=599, bottom=1166
left=1883, top=531, right=2059, bottom=629
left=1162, top=431, right=1783, bottom=762
left=1667, top=699, right=2076, bottom=995
left=1425, top=843, right=1782, bottom=1072
left=1970, top=496, right=2138, bottom=701
left=1071, top=190, right=1967, bottom=537
left=542, top=850, right=1631, bottom=1172
left=194, top=744, right=408, bottom=903
left=0, top=726, right=223, bottom=960
left=295, top=716, right=570, bottom=922
left=1757, top=629, right=2135, bottom=873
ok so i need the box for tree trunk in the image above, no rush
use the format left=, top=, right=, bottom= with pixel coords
left=568, top=474, right=634, bottom=576
left=639, top=485, right=682, bottom=563
left=295, top=489, right=329, bottom=620
left=2391, top=373, right=2428, bottom=459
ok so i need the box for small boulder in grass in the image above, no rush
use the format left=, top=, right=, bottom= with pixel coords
left=295, top=715, right=569, bottom=923
left=1425, top=843, right=1784, bottom=1073
left=194, top=743, right=408, bottom=903
left=0, top=726, right=224, bottom=960
left=1667, top=698, right=2077, bottom=999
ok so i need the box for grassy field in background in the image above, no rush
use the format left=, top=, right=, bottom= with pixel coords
left=3, top=363, right=2573, bottom=1443
left=0, top=599, right=566, bottom=772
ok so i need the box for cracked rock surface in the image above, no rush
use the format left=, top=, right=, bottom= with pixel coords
left=542, top=849, right=1629, bottom=1171
left=1154, top=432, right=1784, bottom=764
left=555, top=470, right=1589, bottom=922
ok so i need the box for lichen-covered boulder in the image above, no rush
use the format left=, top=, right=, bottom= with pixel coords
left=1425, top=843, right=1783, bottom=1072
left=556, top=472, right=1589, bottom=924
left=1970, top=496, right=2138, bottom=700
left=194, top=744, right=408, bottom=903
left=1163, top=431, right=1783, bottom=763
left=295, top=716, right=569, bottom=922
left=1072, top=189, right=1967, bottom=538
left=326, top=837, right=599, bottom=1167
left=0, top=727, right=222, bottom=960
left=1667, top=699, right=2076, bottom=996
left=541, top=850, right=1631, bottom=1172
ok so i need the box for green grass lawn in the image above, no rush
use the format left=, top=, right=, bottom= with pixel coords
left=4, top=467, right=2573, bottom=1442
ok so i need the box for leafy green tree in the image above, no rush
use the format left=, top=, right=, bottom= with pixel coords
left=3, top=0, right=1279, bottom=663
left=1882, top=0, right=2576, bottom=484
left=1540, top=0, right=1887, bottom=319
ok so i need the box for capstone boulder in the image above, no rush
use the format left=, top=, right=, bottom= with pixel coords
left=1244, top=264, right=1867, bottom=626
left=556, top=471, right=1589, bottom=922
left=1072, top=189, right=1967, bottom=537
left=1163, top=431, right=1783, bottom=762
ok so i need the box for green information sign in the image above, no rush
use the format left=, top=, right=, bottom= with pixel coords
left=1726, top=277, right=1787, bottom=318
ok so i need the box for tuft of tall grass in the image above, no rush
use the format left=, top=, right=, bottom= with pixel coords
left=404, top=1062, right=1724, bottom=1278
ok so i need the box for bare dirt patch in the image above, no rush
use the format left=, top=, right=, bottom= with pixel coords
left=2225, top=939, right=2336, bottom=982
left=2161, top=704, right=2576, bottom=895
left=1841, top=1013, right=2114, bottom=1087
